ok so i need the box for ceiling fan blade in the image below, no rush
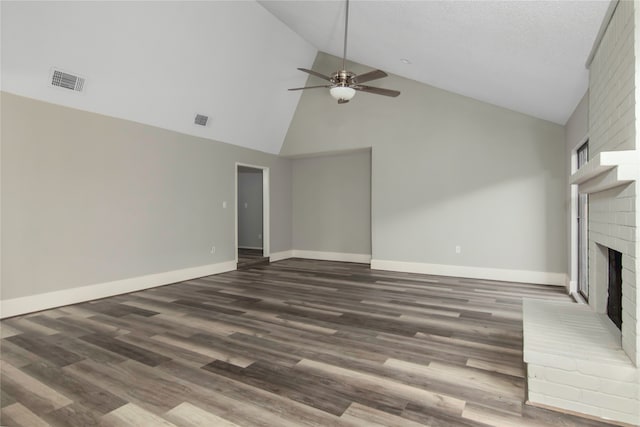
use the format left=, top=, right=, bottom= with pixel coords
left=355, top=85, right=400, bottom=97
left=288, top=85, right=331, bottom=91
left=338, top=98, right=350, bottom=104
left=297, top=68, right=332, bottom=82
left=354, top=69, right=388, bottom=84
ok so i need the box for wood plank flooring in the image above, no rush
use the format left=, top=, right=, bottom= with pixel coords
left=0, top=259, right=618, bottom=426
left=237, top=249, right=269, bottom=270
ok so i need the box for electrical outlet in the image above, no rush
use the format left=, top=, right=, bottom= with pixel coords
left=455, top=245, right=461, bottom=254
left=222, top=201, right=227, bottom=209
left=258, top=234, right=262, bottom=240
left=210, top=246, right=216, bottom=254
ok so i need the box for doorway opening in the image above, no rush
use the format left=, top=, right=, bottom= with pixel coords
left=236, top=163, right=270, bottom=269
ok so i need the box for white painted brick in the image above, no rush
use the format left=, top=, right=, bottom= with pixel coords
left=622, top=336, right=637, bottom=365
left=622, top=267, right=636, bottom=284
left=615, top=212, right=635, bottom=226
left=600, top=378, right=639, bottom=399
left=622, top=304, right=636, bottom=322
left=581, top=390, right=638, bottom=414
left=618, top=225, right=635, bottom=241
left=624, top=241, right=636, bottom=257
left=528, top=392, right=603, bottom=419
left=525, top=352, right=576, bottom=371
left=576, top=360, right=639, bottom=382
left=543, top=366, right=601, bottom=390
left=616, top=197, right=634, bottom=212
left=528, top=378, right=581, bottom=400
left=623, top=255, right=636, bottom=272
left=526, top=364, right=545, bottom=379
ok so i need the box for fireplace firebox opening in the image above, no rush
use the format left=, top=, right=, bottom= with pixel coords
left=607, top=248, right=623, bottom=330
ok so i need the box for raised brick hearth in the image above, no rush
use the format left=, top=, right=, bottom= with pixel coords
left=523, top=300, right=639, bottom=425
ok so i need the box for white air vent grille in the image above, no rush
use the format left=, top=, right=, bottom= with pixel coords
left=194, top=114, right=209, bottom=126
left=51, top=69, right=85, bottom=92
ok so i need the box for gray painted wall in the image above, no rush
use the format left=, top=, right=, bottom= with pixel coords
left=1, top=92, right=292, bottom=300
left=292, top=150, right=371, bottom=255
left=282, top=52, right=567, bottom=274
left=237, top=167, right=263, bottom=249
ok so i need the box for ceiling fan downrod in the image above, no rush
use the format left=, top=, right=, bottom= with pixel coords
left=287, top=0, right=401, bottom=103
left=342, top=0, right=349, bottom=72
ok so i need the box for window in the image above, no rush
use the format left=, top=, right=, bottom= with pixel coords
left=577, top=141, right=589, bottom=300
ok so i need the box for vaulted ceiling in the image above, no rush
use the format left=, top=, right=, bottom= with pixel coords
left=1, top=1, right=316, bottom=154
left=260, top=0, right=611, bottom=125
left=2, top=1, right=610, bottom=154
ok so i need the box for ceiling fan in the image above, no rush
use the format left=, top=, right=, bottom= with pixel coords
left=288, top=0, right=400, bottom=104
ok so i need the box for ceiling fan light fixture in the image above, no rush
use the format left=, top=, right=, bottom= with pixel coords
left=330, top=86, right=356, bottom=101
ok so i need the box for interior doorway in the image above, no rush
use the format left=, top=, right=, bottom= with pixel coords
left=235, top=163, right=270, bottom=269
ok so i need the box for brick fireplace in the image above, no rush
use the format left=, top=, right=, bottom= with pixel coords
left=523, top=1, right=639, bottom=425
left=588, top=181, right=639, bottom=365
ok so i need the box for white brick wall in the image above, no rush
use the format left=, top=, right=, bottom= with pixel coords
left=588, top=0, right=639, bottom=367
left=590, top=1, right=636, bottom=155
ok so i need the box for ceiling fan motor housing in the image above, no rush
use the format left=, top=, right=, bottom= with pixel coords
left=287, top=0, right=400, bottom=101
left=331, top=70, right=356, bottom=87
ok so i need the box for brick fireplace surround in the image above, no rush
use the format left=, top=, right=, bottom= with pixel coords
left=523, top=1, right=640, bottom=426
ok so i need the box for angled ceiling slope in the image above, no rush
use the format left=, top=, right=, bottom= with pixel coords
left=1, top=1, right=317, bottom=154
left=260, top=0, right=611, bottom=125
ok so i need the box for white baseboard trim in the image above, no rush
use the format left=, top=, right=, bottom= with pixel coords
left=292, top=250, right=371, bottom=264
left=0, top=261, right=237, bottom=319
left=269, top=250, right=294, bottom=262
left=370, top=259, right=566, bottom=286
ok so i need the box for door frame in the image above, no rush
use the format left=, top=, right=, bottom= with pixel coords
left=235, top=163, right=270, bottom=263
left=569, top=136, right=589, bottom=298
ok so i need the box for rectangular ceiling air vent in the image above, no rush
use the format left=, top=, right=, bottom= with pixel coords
left=194, top=114, right=209, bottom=126
left=50, top=69, right=85, bottom=92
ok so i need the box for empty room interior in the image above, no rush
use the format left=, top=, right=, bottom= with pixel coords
left=1, top=1, right=639, bottom=426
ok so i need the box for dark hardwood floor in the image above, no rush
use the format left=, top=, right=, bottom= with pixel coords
left=237, top=248, right=269, bottom=270
left=0, top=259, right=617, bottom=426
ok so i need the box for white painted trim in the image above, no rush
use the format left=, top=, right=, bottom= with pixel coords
left=370, top=259, right=566, bottom=286
left=569, top=183, right=579, bottom=294
left=570, top=135, right=590, bottom=296
left=0, top=261, right=237, bottom=319
left=269, top=250, right=294, bottom=262
left=293, top=250, right=371, bottom=264
left=238, top=246, right=263, bottom=250
left=235, top=163, right=270, bottom=263
left=570, top=150, right=640, bottom=191
left=263, top=168, right=270, bottom=258
left=571, top=291, right=588, bottom=305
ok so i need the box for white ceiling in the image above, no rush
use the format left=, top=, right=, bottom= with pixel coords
left=1, top=1, right=610, bottom=156
left=1, top=1, right=317, bottom=154
left=259, top=0, right=611, bottom=125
